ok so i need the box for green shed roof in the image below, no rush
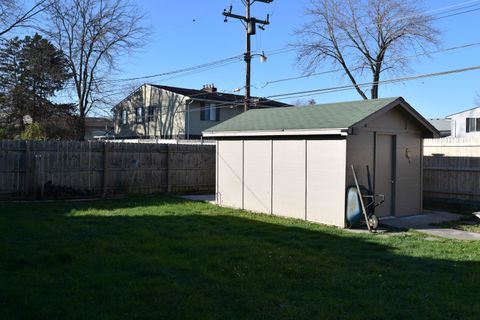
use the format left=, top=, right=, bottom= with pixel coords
left=204, top=97, right=401, bottom=135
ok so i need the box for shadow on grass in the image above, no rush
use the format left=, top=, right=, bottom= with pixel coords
left=1, top=196, right=479, bottom=320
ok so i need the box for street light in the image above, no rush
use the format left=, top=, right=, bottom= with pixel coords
left=234, top=51, right=267, bottom=96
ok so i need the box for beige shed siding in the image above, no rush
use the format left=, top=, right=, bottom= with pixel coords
left=217, top=140, right=243, bottom=208
left=272, top=140, right=306, bottom=219
left=346, top=107, right=423, bottom=217
left=345, top=132, right=375, bottom=191
left=394, top=132, right=422, bottom=216
left=306, top=139, right=347, bottom=227
left=243, top=140, right=272, bottom=213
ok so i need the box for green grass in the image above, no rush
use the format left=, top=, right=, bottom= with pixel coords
left=425, top=205, right=480, bottom=233
left=434, top=215, right=480, bottom=233
left=1, top=196, right=479, bottom=320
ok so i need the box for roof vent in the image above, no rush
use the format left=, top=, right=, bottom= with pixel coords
left=202, top=84, right=217, bottom=93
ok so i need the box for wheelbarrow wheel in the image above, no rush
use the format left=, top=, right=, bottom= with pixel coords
left=368, top=215, right=379, bottom=230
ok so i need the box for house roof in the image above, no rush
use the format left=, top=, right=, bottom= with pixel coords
left=446, top=105, right=480, bottom=118
left=85, top=117, right=113, bottom=129
left=203, top=97, right=438, bottom=137
left=428, top=118, right=451, bottom=132
left=149, top=84, right=289, bottom=108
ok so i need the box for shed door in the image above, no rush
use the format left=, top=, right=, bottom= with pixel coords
left=375, top=134, right=396, bottom=217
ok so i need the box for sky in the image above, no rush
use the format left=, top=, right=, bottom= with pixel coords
left=22, top=0, right=480, bottom=118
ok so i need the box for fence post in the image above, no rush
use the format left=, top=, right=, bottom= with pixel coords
left=24, top=141, right=31, bottom=197
left=103, top=142, right=109, bottom=197
left=167, top=144, right=172, bottom=193
left=33, top=153, right=44, bottom=200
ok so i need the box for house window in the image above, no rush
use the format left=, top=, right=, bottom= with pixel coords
left=147, top=106, right=154, bottom=121
left=200, top=103, right=220, bottom=121
left=136, top=107, right=144, bottom=124
left=121, top=109, right=128, bottom=125
left=466, top=118, right=480, bottom=132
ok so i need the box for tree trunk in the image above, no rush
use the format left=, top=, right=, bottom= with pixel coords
left=371, top=70, right=381, bottom=99
left=77, top=114, right=86, bottom=141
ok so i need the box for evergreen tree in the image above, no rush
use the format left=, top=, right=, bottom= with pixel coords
left=0, top=33, right=72, bottom=138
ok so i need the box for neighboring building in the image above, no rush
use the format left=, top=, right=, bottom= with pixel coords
left=85, top=117, right=114, bottom=140
left=112, top=84, right=289, bottom=139
left=447, top=106, right=480, bottom=137
left=204, top=97, right=438, bottom=228
left=428, top=118, right=451, bottom=137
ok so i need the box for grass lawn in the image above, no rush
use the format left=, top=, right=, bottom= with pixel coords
left=1, top=196, right=479, bottom=320
left=436, top=217, right=480, bottom=233
left=427, top=206, right=480, bottom=233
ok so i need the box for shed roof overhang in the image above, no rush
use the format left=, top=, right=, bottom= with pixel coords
left=203, top=128, right=348, bottom=137
left=203, top=97, right=439, bottom=139
left=350, top=98, right=440, bottom=138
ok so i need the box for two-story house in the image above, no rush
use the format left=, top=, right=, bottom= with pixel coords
left=447, top=106, right=480, bottom=138
left=113, top=84, right=289, bottom=139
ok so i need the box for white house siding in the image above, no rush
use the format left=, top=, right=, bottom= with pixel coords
left=114, top=85, right=187, bottom=139
left=243, top=140, right=272, bottom=213
left=272, top=140, right=306, bottom=220
left=306, top=139, right=347, bottom=227
left=217, top=140, right=243, bottom=208
left=449, top=107, right=480, bottom=138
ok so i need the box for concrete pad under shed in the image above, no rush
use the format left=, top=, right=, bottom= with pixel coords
left=380, top=211, right=480, bottom=241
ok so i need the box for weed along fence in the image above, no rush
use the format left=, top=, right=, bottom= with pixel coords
left=0, top=140, right=215, bottom=200
left=423, top=137, right=480, bottom=208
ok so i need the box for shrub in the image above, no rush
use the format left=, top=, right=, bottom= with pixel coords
left=20, top=123, right=47, bottom=141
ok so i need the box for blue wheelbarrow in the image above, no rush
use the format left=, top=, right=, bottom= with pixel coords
left=346, top=165, right=385, bottom=232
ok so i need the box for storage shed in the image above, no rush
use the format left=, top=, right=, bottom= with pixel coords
left=203, top=97, right=438, bottom=228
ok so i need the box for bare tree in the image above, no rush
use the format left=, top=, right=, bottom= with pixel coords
left=46, top=0, right=147, bottom=140
left=0, top=0, right=52, bottom=37
left=294, top=0, right=440, bottom=99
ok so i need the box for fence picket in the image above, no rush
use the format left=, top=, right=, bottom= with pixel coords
left=0, top=140, right=215, bottom=199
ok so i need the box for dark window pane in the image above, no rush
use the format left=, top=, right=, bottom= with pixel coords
left=466, top=118, right=474, bottom=133
left=200, top=102, right=206, bottom=121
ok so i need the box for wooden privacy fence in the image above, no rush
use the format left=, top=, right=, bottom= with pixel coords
left=0, top=140, right=215, bottom=200
left=423, top=137, right=480, bottom=207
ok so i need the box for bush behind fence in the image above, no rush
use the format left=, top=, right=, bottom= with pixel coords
left=0, top=140, right=215, bottom=200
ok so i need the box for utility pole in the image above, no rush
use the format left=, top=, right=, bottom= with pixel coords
left=223, top=0, right=272, bottom=112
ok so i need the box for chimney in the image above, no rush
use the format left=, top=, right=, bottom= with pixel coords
left=202, top=84, right=217, bottom=93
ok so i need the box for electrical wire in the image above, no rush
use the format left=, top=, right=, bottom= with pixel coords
left=265, top=64, right=480, bottom=101
left=114, top=63, right=480, bottom=118
left=258, top=40, right=480, bottom=88
left=59, top=0, right=480, bottom=90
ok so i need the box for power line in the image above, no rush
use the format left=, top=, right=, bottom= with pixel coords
left=258, top=41, right=480, bottom=88
left=265, top=64, right=480, bottom=100
left=113, top=63, right=480, bottom=118
left=223, top=0, right=273, bottom=112
left=60, top=0, right=480, bottom=90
